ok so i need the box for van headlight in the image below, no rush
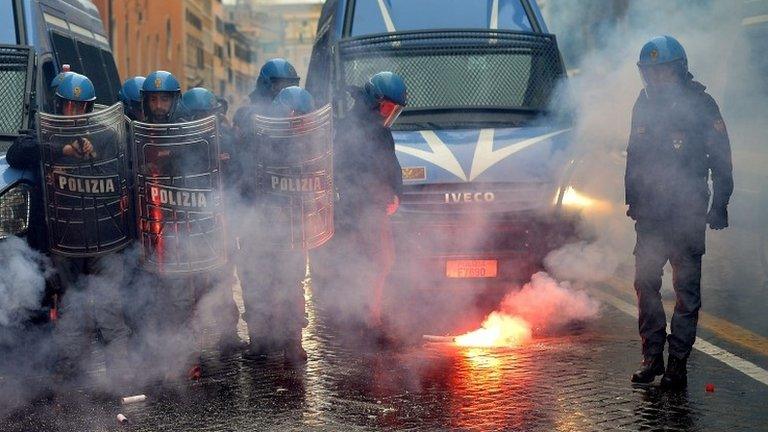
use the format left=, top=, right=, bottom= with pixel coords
left=0, top=183, right=31, bottom=239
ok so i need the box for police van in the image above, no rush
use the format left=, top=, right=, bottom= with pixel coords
left=306, top=1, right=582, bottom=298
left=0, top=0, right=120, bottom=247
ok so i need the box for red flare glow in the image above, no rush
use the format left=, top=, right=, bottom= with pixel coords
left=454, top=312, right=533, bottom=348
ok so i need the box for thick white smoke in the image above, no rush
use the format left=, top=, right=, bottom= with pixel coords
left=0, top=236, right=51, bottom=327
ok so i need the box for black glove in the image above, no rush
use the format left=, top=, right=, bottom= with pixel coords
left=707, top=205, right=728, bottom=230
left=6, top=130, right=40, bottom=169
left=626, top=206, right=637, bottom=221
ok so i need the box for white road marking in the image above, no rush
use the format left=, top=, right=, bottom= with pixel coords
left=396, top=131, right=468, bottom=181
left=743, top=14, right=768, bottom=26
left=592, top=288, right=768, bottom=387
left=468, top=128, right=570, bottom=181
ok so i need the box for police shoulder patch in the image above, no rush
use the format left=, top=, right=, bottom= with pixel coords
left=713, top=118, right=727, bottom=134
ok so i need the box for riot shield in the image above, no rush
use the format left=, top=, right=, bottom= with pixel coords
left=251, top=104, right=334, bottom=250
left=38, top=102, right=132, bottom=257
left=132, top=116, right=226, bottom=274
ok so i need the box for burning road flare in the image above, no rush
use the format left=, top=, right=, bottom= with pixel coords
left=454, top=312, right=533, bottom=348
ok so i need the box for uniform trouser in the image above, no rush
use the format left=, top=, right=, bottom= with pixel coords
left=633, top=219, right=705, bottom=359
left=237, top=244, right=306, bottom=347
left=318, top=206, right=395, bottom=326
left=193, top=263, right=240, bottom=342
left=53, top=254, right=130, bottom=380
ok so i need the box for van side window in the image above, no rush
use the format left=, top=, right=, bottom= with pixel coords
left=76, top=41, right=115, bottom=105
left=306, top=31, right=331, bottom=106
left=101, top=50, right=121, bottom=102
left=40, top=60, right=57, bottom=112
left=50, top=32, right=82, bottom=74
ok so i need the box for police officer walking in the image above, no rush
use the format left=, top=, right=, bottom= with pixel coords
left=626, top=36, right=733, bottom=388
left=325, top=71, right=406, bottom=338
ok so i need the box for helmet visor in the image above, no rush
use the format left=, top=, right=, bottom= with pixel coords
left=60, top=100, right=93, bottom=116
left=378, top=100, right=404, bottom=128
left=639, top=62, right=682, bottom=89
left=270, top=78, right=301, bottom=95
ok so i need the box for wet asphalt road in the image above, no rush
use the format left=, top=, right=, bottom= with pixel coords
left=2, top=280, right=767, bottom=432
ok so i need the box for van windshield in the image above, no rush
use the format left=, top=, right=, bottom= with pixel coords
left=351, top=0, right=533, bottom=36
left=338, top=30, right=565, bottom=127
left=0, top=2, right=17, bottom=44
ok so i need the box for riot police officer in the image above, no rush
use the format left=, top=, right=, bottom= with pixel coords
left=320, top=72, right=406, bottom=339
left=43, top=73, right=131, bottom=389
left=626, top=36, right=733, bottom=388
left=119, top=76, right=146, bottom=121
left=135, top=70, right=202, bottom=380
left=233, top=58, right=300, bottom=134
left=237, top=86, right=316, bottom=362
left=179, top=87, right=244, bottom=352
left=141, top=70, right=186, bottom=123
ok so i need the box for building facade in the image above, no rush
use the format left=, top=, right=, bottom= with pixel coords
left=92, top=0, right=257, bottom=108
left=225, top=0, right=322, bottom=80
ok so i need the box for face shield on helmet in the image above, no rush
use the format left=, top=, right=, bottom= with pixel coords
left=378, top=99, right=404, bottom=128
left=59, top=100, right=93, bottom=116
left=639, top=61, right=686, bottom=91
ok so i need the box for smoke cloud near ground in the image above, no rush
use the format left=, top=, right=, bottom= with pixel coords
left=0, top=236, right=51, bottom=328
left=454, top=271, right=601, bottom=348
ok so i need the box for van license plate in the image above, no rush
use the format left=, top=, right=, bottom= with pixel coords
left=446, top=260, right=498, bottom=278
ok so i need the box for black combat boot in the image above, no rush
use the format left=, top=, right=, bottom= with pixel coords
left=283, top=332, right=307, bottom=364
left=244, top=336, right=276, bottom=359
left=631, top=354, right=665, bottom=383
left=284, top=342, right=307, bottom=363
left=660, top=355, right=688, bottom=389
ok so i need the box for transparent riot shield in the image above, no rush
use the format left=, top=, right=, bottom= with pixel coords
left=132, top=116, right=226, bottom=274
left=251, top=104, right=334, bottom=250
left=38, top=102, right=132, bottom=257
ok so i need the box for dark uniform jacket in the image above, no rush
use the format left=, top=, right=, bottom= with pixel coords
left=334, top=93, right=403, bottom=213
left=229, top=100, right=273, bottom=200
left=625, top=79, right=733, bottom=224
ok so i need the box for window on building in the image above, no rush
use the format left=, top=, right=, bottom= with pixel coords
left=215, top=44, right=224, bottom=60
left=197, top=46, right=205, bottom=68
left=234, top=44, right=251, bottom=62
left=166, top=19, right=172, bottom=60
left=186, top=10, right=202, bottom=31
left=216, top=17, right=224, bottom=34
